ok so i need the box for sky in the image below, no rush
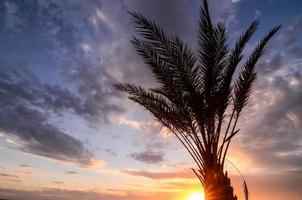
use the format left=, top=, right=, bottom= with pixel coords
left=0, top=0, right=301, bottom=200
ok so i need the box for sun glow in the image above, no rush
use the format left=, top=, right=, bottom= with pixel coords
left=188, top=192, right=205, bottom=200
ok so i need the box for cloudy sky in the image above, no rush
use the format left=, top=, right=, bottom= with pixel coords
left=0, top=0, right=301, bottom=200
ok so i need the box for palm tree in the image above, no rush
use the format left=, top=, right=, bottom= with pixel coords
left=115, top=1, right=280, bottom=200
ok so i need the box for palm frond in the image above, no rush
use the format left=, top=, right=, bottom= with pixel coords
left=130, top=11, right=206, bottom=132
left=216, top=20, right=259, bottom=118
left=234, top=25, right=281, bottom=116
left=197, top=1, right=232, bottom=150
left=129, top=11, right=169, bottom=50
left=130, top=11, right=197, bottom=86
left=115, top=1, right=280, bottom=198
left=197, top=0, right=216, bottom=96
left=130, top=36, right=175, bottom=89
left=114, top=83, right=191, bottom=132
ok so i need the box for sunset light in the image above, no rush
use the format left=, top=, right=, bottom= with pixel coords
left=188, top=192, right=205, bottom=200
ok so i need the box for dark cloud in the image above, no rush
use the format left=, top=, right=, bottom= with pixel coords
left=257, top=54, right=282, bottom=74
left=2, top=0, right=22, bottom=31
left=19, top=164, right=31, bottom=169
left=105, top=148, right=117, bottom=157
left=281, top=15, right=302, bottom=46
left=285, top=44, right=302, bottom=58
left=4, top=179, right=22, bottom=183
left=0, top=63, right=97, bottom=166
left=19, top=164, right=30, bottom=168
left=65, top=170, right=77, bottom=175
left=0, top=173, right=18, bottom=178
left=0, top=103, right=95, bottom=166
left=53, top=181, right=64, bottom=184
left=280, top=14, right=302, bottom=59
left=0, top=173, right=21, bottom=183
left=129, top=151, right=164, bottom=164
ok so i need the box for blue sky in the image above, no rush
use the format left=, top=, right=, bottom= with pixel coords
left=0, top=0, right=301, bottom=200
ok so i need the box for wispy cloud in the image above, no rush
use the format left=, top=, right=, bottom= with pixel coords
left=121, top=169, right=194, bottom=180
left=65, top=170, right=77, bottom=175
left=118, top=116, right=161, bottom=133
left=128, top=151, right=164, bottom=164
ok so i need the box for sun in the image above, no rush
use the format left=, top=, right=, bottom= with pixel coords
left=188, top=192, right=205, bottom=200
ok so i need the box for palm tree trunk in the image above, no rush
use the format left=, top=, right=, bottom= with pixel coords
left=204, top=167, right=237, bottom=200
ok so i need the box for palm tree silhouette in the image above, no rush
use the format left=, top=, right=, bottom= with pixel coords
left=115, top=1, right=280, bottom=199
